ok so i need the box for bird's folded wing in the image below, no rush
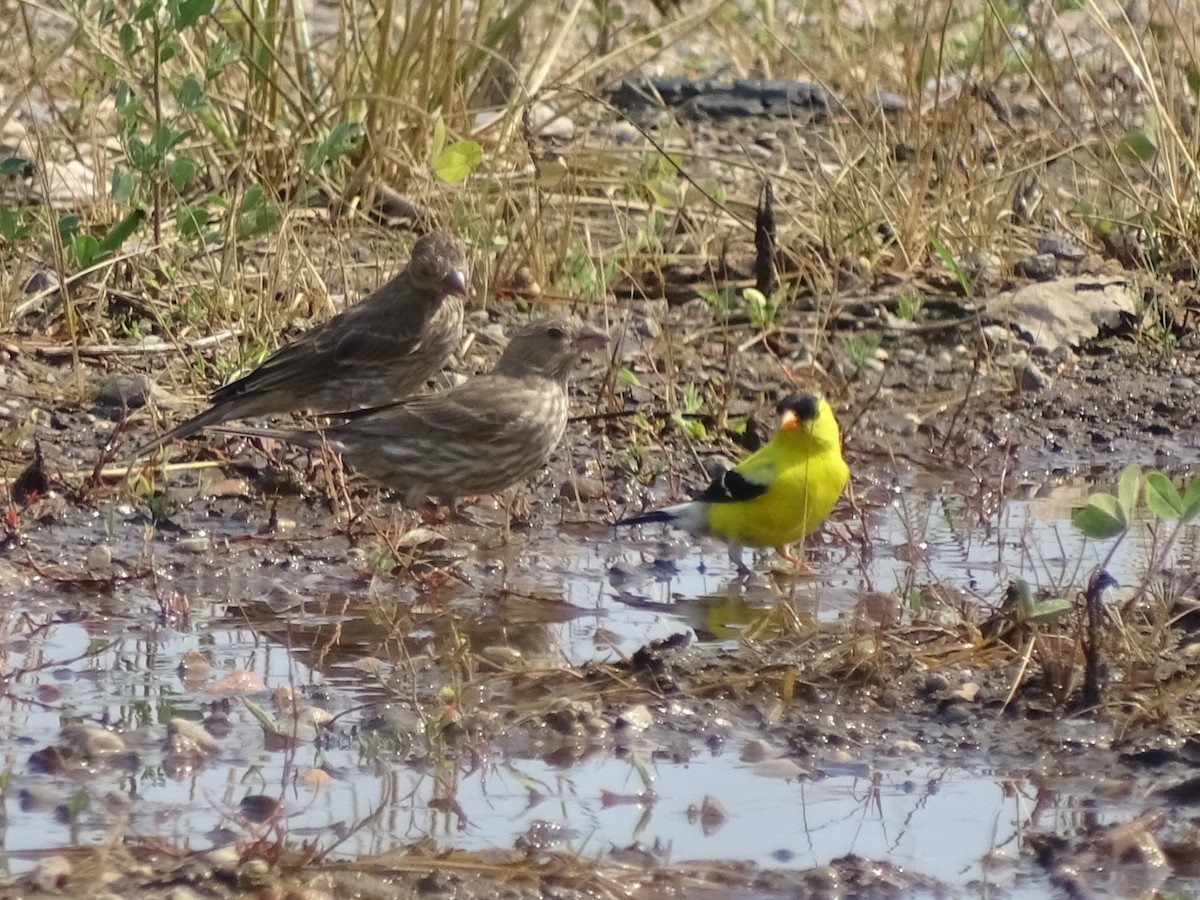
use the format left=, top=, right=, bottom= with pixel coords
left=331, top=377, right=547, bottom=444
left=330, top=325, right=428, bottom=366
left=208, top=293, right=431, bottom=402
left=692, top=457, right=774, bottom=504
left=207, top=335, right=327, bottom=402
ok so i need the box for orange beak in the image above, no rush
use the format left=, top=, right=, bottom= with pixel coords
left=779, top=409, right=799, bottom=431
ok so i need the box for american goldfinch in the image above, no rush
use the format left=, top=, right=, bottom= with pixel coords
left=617, top=393, right=848, bottom=572
left=210, top=318, right=608, bottom=507
left=137, top=231, right=468, bottom=456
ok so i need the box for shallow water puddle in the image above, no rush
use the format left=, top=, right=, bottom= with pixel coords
left=534, top=476, right=1199, bottom=662
left=0, top=610, right=1154, bottom=896
left=1, top=466, right=1197, bottom=894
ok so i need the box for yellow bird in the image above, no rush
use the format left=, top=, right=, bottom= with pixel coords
left=616, top=393, right=849, bottom=573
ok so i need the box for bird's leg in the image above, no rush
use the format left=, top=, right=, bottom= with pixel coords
left=417, top=504, right=446, bottom=532
left=321, top=445, right=360, bottom=525
left=508, top=486, right=532, bottom=522
left=778, top=544, right=812, bottom=573
left=728, top=543, right=751, bottom=578
left=439, top=498, right=481, bottom=526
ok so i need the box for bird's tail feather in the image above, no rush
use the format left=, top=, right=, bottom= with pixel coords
left=614, top=509, right=675, bottom=527
left=131, top=403, right=234, bottom=459
left=207, top=424, right=306, bottom=444
left=615, top=501, right=707, bottom=535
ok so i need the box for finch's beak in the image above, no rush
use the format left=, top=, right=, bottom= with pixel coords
left=573, top=324, right=610, bottom=351
left=778, top=394, right=822, bottom=431
left=443, top=269, right=469, bottom=297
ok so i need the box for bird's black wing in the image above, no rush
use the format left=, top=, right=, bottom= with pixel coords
left=692, top=468, right=769, bottom=504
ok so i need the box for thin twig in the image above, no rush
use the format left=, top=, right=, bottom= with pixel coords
left=35, top=330, right=240, bottom=360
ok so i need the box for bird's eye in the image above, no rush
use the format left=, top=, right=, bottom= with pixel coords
left=546, top=326, right=565, bottom=340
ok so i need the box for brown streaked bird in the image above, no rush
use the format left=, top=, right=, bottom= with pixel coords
left=209, top=317, right=609, bottom=507
left=135, top=231, right=469, bottom=457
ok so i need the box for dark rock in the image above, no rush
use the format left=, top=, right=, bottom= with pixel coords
left=1038, top=232, right=1086, bottom=261
left=1013, top=253, right=1058, bottom=281
left=95, top=373, right=152, bottom=409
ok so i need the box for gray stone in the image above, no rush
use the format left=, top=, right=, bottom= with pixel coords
left=986, top=277, right=1137, bottom=352
left=1038, top=232, right=1086, bottom=261
left=1013, top=359, right=1052, bottom=392
left=95, top=373, right=152, bottom=409
left=1013, top=253, right=1058, bottom=281
left=166, top=718, right=219, bottom=759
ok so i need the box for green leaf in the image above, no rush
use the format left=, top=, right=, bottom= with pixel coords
left=168, top=155, right=196, bottom=191
left=1182, top=477, right=1200, bottom=523
left=617, top=367, right=641, bottom=387
left=118, top=23, right=137, bottom=57
left=65, top=788, right=89, bottom=818
left=1145, top=472, right=1183, bottom=520
left=110, top=166, right=135, bottom=202
left=1187, top=63, right=1200, bottom=98
left=0, top=206, right=28, bottom=243
left=929, top=235, right=969, bottom=297
left=172, top=0, right=213, bottom=30
left=95, top=52, right=119, bottom=79
left=671, top=411, right=706, bottom=440
left=1117, top=130, right=1157, bottom=163
left=305, top=122, right=360, bottom=170
left=1023, top=597, right=1074, bottom=624
left=176, top=74, right=204, bottom=111
left=175, top=202, right=211, bottom=238
left=150, top=124, right=186, bottom=158
left=695, top=176, right=725, bottom=205
left=127, top=137, right=153, bottom=171
left=0, top=156, right=29, bottom=177
left=114, top=81, right=140, bottom=120
left=1071, top=492, right=1126, bottom=539
left=431, top=140, right=482, bottom=184
left=58, top=214, right=82, bottom=241
left=206, top=38, right=240, bottom=77
left=96, top=207, right=145, bottom=257
left=1117, top=463, right=1142, bottom=518
left=69, top=233, right=100, bottom=269
left=1013, top=580, right=1074, bottom=624
left=1012, top=579, right=1037, bottom=620
left=631, top=21, right=663, bottom=48
left=242, top=697, right=280, bottom=734
left=744, top=287, right=767, bottom=311
left=431, top=117, right=446, bottom=163
left=236, top=184, right=283, bottom=240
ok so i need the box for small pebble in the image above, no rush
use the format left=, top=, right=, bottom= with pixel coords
left=85, top=544, right=112, bottom=571
left=166, top=718, right=219, bottom=759
left=1038, top=232, right=1086, bottom=261
left=1013, top=253, right=1058, bottom=281
left=1013, top=359, right=1052, bottom=392
left=95, top=373, right=152, bottom=409
left=560, top=474, right=606, bottom=503
left=980, top=324, right=1014, bottom=350
left=616, top=704, right=654, bottom=732
left=61, top=723, right=126, bottom=758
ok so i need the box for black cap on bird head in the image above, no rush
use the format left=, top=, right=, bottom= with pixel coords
left=777, top=393, right=821, bottom=431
